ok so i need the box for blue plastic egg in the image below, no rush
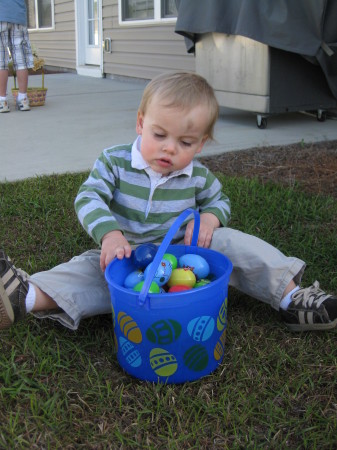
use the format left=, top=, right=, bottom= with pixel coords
left=144, top=258, right=172, bottom=286
left=179, top=254, right=210, bottom=279
left=133, top=243, right=158, bottom=269
left=124, top=270, right=144, bottom=289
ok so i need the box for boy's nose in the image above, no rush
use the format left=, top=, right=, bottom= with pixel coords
left=163, top=139, right=177, bottom=154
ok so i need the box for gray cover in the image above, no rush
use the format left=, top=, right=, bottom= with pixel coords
left=175, top=0, right=337, bottom=99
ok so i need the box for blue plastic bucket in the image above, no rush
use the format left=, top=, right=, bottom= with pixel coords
left=105, top=209, right=233, bottom=384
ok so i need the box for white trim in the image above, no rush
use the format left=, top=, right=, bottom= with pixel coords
left=118, top=0, right=177, bottom=26
left=27, top=0, right=55, bottom=31
left=77, top=66, right=103, bottom=78
left=75, top=0, right=103, bottom=78
left=119, top=17, right=177, bottom=27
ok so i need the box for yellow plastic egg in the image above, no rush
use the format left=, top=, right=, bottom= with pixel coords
left=167, top=268, right=196, bottom=288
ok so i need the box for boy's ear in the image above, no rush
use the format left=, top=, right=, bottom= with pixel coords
left=196, top=135, right=209, bottom=154
left=136, top=111, right=144, bottom=135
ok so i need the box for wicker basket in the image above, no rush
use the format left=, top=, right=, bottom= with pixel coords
left=12, top=87, right=47, bottom=107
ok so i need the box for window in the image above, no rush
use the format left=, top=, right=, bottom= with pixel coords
left=88, top=0, right=99, bottom=46
left=120, top=0, right=177, bottom=23
left=161, top=0, right=177, bottom=18
left=26, top=0, right=54, bottom=30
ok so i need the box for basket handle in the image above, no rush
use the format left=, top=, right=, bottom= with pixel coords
left=138, top=208, right=200, bottom=306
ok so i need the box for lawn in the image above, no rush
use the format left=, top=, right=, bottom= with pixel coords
left=0, top=169, right=336, bottom=449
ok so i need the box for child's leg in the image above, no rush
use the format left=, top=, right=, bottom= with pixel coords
left=1, top=250, right=112, bottom=330
left=210, top=227, right=305, bottom=311
left=210, top=228, right=337, bottom=331
left=30, top=285, right=58, bottom=311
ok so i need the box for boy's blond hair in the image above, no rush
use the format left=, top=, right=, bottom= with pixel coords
left=138, top=72, right=219, bottom=140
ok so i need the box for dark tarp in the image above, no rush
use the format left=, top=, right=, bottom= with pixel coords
left=175, top=0, right=337, bottom=100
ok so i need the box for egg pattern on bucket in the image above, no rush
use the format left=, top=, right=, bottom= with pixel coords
left=217, top=297, right=228, bottom=331
left=118, top=311, right=143, bottom=343
left=183, top=344, right=209, bottom=372
left=187, top=316, right=215, bottom=342
left=146, top=319, right=182, bottom=345
left=113, top=296, right=228, bottom=380
left=111, top=304, right=118, bottom=351
left=119, top=337, right=142, bottom=367
left=213, top=329, right=226, bottom=361
left=149, top=348, right=178, bottom=376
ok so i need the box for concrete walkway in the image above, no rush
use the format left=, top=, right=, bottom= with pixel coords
left=1, top=73, right=337, bottom=182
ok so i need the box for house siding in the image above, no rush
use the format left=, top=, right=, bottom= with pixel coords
left=102, top=0, right=195, bottom=79
left=28, top=0, right=76, bottom=71
left=27, top=0, right=194, bottom=79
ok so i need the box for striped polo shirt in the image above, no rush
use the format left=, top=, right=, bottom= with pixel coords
left=74, top=138, right=231, bottom=245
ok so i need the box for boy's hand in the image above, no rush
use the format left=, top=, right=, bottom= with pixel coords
left=184, top=213, right=220, bottom=248
left=100, top=230, right=132, bottom=271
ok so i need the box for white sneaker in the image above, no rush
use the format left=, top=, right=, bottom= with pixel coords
left=0, top=99, right=10, bottom=113
left=16, top=97, right=30, bottom=111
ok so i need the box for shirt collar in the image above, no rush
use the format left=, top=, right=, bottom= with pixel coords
left=131, top=136, right=193, bottom=178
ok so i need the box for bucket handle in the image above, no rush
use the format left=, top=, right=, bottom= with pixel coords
left=138, top=208, right=200, bottom=306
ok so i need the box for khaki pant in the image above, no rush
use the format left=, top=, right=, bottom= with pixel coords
left=30, top=227, right=305, bottom=330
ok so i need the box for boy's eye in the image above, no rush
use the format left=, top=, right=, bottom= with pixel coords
left=181, top=141, right=192, bottom=147
left=154, top=132, right=165, bottom=138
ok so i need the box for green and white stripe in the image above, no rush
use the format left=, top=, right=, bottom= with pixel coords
left=75, top=143, right=231, bottom=245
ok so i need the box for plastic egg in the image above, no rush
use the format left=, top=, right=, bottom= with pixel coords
left=133, top=243, right=158, bottom=269
left=168, top=285, right=191, bottom=293
left=133, top=280, right=160, bottom=294
left=194, top=278, right=211, bottom=288
left=167, top=268, right=196, bottom=288
left=144, top=258, right=172, bottom=286
left=179, top=254, right=210, bottom=279
left=124, top=270, right=144, bottom=289
left=163, top=253, right=178, bottom=270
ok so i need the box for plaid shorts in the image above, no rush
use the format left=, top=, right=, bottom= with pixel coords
left=0, top=22, right=34, bottom=70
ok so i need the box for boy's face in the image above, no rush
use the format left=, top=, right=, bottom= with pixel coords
left=136, top=95, right=209, bottom=175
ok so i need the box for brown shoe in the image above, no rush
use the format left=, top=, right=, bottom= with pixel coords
left=0, top=250, right=29, bottom=329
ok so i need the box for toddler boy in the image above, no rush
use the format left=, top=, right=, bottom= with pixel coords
left=1, top=72, right=336, bottom=332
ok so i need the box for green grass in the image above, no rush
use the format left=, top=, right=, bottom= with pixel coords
left=0, top=172, right=336, bottom=449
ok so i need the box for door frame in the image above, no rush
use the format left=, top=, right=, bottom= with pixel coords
left=75, top=0, right=103, bottom=77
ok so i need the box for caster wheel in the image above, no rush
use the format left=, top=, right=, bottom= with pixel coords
left=256, top=115, right=267, bottom=129
left=317, top=110, right=326, bottom=122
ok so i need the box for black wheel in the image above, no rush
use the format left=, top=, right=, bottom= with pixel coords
left=317, top=110, right=326, bottom=122
left=256, top=116, right=267, bottom=129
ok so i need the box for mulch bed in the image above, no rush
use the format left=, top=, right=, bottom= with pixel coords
left=199, top=139, right=337, bottom=198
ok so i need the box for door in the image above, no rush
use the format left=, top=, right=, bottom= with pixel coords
left=85, top=0, right=101, bottom=65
